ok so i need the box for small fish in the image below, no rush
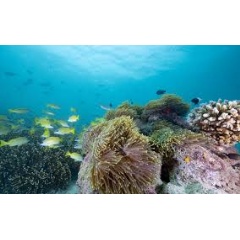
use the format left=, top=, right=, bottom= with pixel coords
left=0, top=137, right=29, bottom=147
left=0, top=125, right=11, bottom=135
left=40, top=137, right=61, bottom=147
left=8, top=108, right=29, bottom=114
left=227, top=153, right=240, bottom=161
left=43, top=110, right=55, bottom=116
left=70, top=107, right=77, bottom=113
left=35, top=118, right=53, bottom=129
left=23, top=78, right=33, bottom=86
left=0, top=115, right=9, bottom=121
left=68, top=115, right=79, bottom=122
left=4, top=71, right=17, bottom=77
left=191, top=97, right=202, bottom=105
left=100, top=104, right=112, bottom=111
left=65, top=151, right=83, bottom=162
left=42, top=128, right=50, bottom=138
left=54, top=127, right=75, bottom=135
left=17, top=119, right=25, bottom=124
left=184, top=156, right=191, bottom=163
left=74, top=139, right=82, bottom=149
left=29, top=127, right=36, bottom=135
left=56, top=120, right=69, bottom=128
left=47, top=103, right=60, bottom=110
left=74, top=143, right=82, bottom=149
left=156, top=89, right=166, bottom=95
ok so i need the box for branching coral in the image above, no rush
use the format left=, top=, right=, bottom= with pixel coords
left=78, top=116, right=161, bottom=194
left=105, top=101, right=143, bottom=120
left=0, top=131, right=80, bottom=193
left=142, top=94, right=190, bottom=124
left=188, top=99, right=240, bottom=145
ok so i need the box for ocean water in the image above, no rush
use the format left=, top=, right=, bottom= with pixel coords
left=0, top=45, right=240, bottom=194
left=1, top=46, right=240, bottom=125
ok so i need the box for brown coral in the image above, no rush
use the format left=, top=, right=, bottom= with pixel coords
left=78, top=116, right=161, bottom=194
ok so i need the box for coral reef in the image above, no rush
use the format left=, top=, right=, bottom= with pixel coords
left=188, top=99, right=240, bottom=145
left=150, top=121, right=205, bottom=158
left=105, top=101, right=143, bottom=120
left=77, top=116, right=161, bottom=194
left=0, top=131, right=80, bottom=194
left=142, top=94, right=190, bottom=123
left=161, top=142, right=240, bottom=194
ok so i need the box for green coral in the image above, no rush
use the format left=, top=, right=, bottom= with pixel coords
left=105, top=101, right=143, bottom=120
left=143, top=94, right=190, bottom=117
left=79, top=116, right=161, bottom=194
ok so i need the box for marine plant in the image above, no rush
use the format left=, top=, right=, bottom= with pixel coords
left=0, top=131, right=80, bottom=194
left=142, top=94, right=190, bottom=122
left=105, top=101, right=143, bottom=120
left=78, top=116, right=161, bottom=194
left=188, top=99, right=240, bottom=145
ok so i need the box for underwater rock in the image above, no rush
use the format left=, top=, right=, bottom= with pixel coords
left=162, top=142, right=240, bottom=194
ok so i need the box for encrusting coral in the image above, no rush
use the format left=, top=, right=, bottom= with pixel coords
left=161, top=142, right=240, bottom=194
left=188, top=99, right=240, bottom=145
left=77, top=116, right=161, bottom=194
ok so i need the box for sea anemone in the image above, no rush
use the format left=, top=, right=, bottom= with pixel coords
left=105, top=101, right=143, bottom=120
left=77, top=116, right=161, bottom=194
left=142, top=94, right=190, bottom=123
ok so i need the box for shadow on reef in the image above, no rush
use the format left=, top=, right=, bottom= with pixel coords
left=77, top=94, right=240, bottom=194
left=0, top=131, right=80, bottom=194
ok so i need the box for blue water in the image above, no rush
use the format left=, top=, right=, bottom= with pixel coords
left=1, top=45, right=240, bottom=149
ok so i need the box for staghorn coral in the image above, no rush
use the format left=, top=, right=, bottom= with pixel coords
left=0, top=131, right=80, bottom=194
left=77, top=116, right=161, bottom=194
left=188, top=99, right=240, bottom=145
left=141, top=94, right=190, bottom=122
left=105, top=101, right=143, bottom=120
